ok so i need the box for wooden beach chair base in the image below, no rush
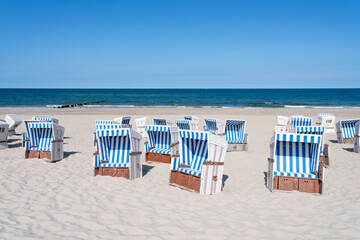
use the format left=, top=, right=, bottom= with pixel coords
left=227, top=143, right=247, bottom=152
left=94, top=167, right=130, bottom=179
left=273, top=176, right=323, bottom=194
left=25, top=150, right=51, bottom=161
left=169, top=170, right=201, bottom=192
left=146, top=152, right=171, bottom=164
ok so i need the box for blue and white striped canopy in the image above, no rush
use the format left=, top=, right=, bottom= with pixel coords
left=290, top=116, right=312, bottom=129
left=97, top=130, right=131, bottom=167
left=276, top=133, right=321, bottom=143
left=340, top=119, right=360, bottom=139
left=179, top=130, right=208, bottom=140
left=294, top=126, right=325, bottom=156
left=121, top=117, right=131, bottom=125
left=97, top=129, right=130, bottom=137
left=33, top=116, right=54, bottom=122
left=96, top=124, right=122, bottom=130
left=95, top=120, right=113, bottom=125
left=145, top=125, right=172, bottom=154
left=175, top=120, right=190, bottom=130
left=184, top=115, right=192, bottom=120
left=145, top=125, right=170, bottom=132
left=204, top=117, right=217, bottom=134
left=26, top=122, right=55, bottom=151
left=153, top=118, right=167, bottom=125
left=225, top=120, right=246, bottom=143
left=179, top=130, right=208, bottom=175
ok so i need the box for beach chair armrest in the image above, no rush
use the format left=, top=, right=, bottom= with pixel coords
left=51, top=140, right=63, bottom=143
left=144, top=141, right=148, bottom=145
left=268, top=158, right=274, bottom=162
left=170, top=142, right=179, bottom=147
left=130, top=151, right=142, bottom=156
left=203, top=161, right=224, bottom=166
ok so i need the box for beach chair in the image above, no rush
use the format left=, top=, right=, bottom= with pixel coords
left=144, top=125, right=179, bottom=163
left=275, top=116, right=289, bottom=133
left=114, top=116, right=131, bottom=128
left=93, top=128, right=142, bottom=179
left=354, top=121, right=360, bottom=153
left=135, top=117, right=147, bottom=138
left=203, top=117, right=225, bottom=135
left=336, top=119, right=360, bottom=143
left=32, top=116, right=59, bottom=124
left=24, top=121, right=65, bottom=162
left=169, top=130, right=228, bottom=194
left=0, top=120, right=9, bottom=150
left=184, top=115, right=199, bottom=130
left=175, top=120, right=198, bottom=131
left=316, top=113, right=336, bottom=133
left=267, top=133, right=325, bottom=194
left=95, top=120, right=113, bottom=125
left=290, top=115, right=312, bottom=129
left=5, top=114, right=22, bottom=136
left=290, top=126, right=329, bottom=167
left=225, top=119, right=247, bottom=151
left=93, top=123, right=123, bottom=149
left=153, top=118, right=173, bottom=126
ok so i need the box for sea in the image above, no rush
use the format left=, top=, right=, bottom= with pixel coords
left=0, top=88, right=359, bottom=109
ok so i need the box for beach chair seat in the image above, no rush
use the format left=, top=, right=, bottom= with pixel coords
left=144, top=125, right=179, bottom=163
left=93, top=128, right=142, bottom=179
left=135, top=117, right=147, bottom=137
left=114, top=116, right=131, bottom=128
left=225, top=119, right=247, bottom=151
left=267, top=133, right=325, bottom=194
left=170, top=130, right=228, bottom=194
left=5, top=114, right=22, bottom=136
left=354, top=121, right=360, bottom=153
left=153, top=118, right=173, bottom=126
left=24, top=121, right=65, bottom=162
left=203, top=117, right=225, bottom=135
left=290, top=115, right=312, bottom=129
left=290, top=126, right=329, bottom=167
left=0, top=120, right=9, bottom=150
left=336, top=119, right=360, bottom=144
left=275, top=116, right=289, bottom=133
left=32, top=116, right=59, bottom=124
left=316, top=113, right=336, bottom=133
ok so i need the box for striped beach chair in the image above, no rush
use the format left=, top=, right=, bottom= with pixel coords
left=175, top=119, right=198, bottom=131
left=275, top=116, right=289, bottom=133
left=204, top=117, right=225, bottom=135
left=290, top=116, right=312, bottom=129
left=336, top=119, right=360, bottom=143
left=316, top=113, right=336, bottom=133
left=135, top=117, right=147, bottom=138
left=225, top=119, right=247, bottom=151
left=0, top=120, right=9, bottom=150
left=5, top=114, right=22, bottom=136
left=153, top=118, right=173, bottom=126
left=24, top=121, right=65, bottom=162
left=267, top=133, right=325, bottom=194
left=144, top=125, right=179, bottom=163
left=94, top=123, right=123, bottom=150
left=170, top=130, right=228, bottom=194
left=291, top=126, right=329, bottom=167
left=184, top=115, right=199, bottom=130
left=354, top=121, right=360, bottom=153
left=32, top=116, right=59, bottom=124
left=93, top=128, right=142, bottom=179
left=114, top=116, right=131, bottom=128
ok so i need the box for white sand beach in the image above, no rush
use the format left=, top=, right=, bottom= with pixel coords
left=1, top=107, right=360, bottom=239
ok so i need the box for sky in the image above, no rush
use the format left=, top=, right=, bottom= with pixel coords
left=0, top=0, right=359, bottom=88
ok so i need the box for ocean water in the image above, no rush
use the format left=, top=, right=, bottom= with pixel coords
left=0, top=88, right=359, bottom=108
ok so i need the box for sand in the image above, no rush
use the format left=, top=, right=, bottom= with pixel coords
left=0, top=107, right=360, bottom=239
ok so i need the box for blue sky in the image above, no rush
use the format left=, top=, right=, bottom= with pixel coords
left=0, top=0, right=359, bottom=88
